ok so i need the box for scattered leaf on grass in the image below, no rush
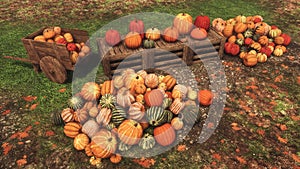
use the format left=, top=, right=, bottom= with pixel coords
left=24, top=126, right=32, bottom=132
left=133, top=157, right=156, bottom=168
left=2, top=142, right=12, bottom=155
left=274, top=75, right=283, bottom=82
left=257, top=129, right=265, bottom=136
left=2, top=109, right=11, bottom=115
left=297, top=76, right=300, bottom=85
left=16, top=159, right=27, bottom=166
left=177, top=144, right=186, bottom=152
left=276, top=134, right=288, bottom=144
left=212, top=153, right=221, bottom=161
left=279, top=124, right=288, bottom=131
left=59, top=88, right=66, bottom=93
left=22, top=95, right=37, bottom=102
left=291, top=154, right=300, bottom=163
left=34, top=121, right=40, bottom=125
left=18, top=142, right=24, bottom=145
left=245, top=85, right=258, bottom=90
left=18, top=132, right=29, bottom=139
left=235, top=156, right=247, bottom=164
left=45, top=130, right=55, bottom=137
left=30, top=103, right=38, bottom=110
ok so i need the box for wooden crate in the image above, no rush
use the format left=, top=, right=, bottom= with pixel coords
left=22, top=26, right=89, bottom=71
left=97, top=28, right=226, bottom=79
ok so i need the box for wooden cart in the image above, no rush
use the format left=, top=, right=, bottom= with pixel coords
left=5, top=27, right=89, bottom=84
left=97, top=27, right=226, bottom=79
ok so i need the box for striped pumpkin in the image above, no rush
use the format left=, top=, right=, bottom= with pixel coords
left=101, top=80, right=114, bottom=96
left=52, top=111, right=64, bottom=126
left=173, top=84, right=188, bottom=99
left=74, top=133, right=90, bottom=150
left=169, top=98, right=185, bottom=115
left=116, top=87, right=135, bottom=108
left=99, top=94, right=116, bottom=109
left=117, top=119, right=143, bottom=145
left=61, top=108, right=75, bottom=123
left=171, top=117, right=184, bottom=130
left=128, top=102, right=145, bottom=121
left=145, top=73, right=159, bottom=88
left=118, top=141, right=132, bottom=152
left=144, top=89, right=164, bottom=107
left=82, top=119, right=100, bottom=138
left=138, top=133, right=156, bottom=150
left=154, top=123, right=176, bottom=146
left=91, top=129, right=117, bottom=158
left=111, top=106, right=127, bottom=127
left=96, top=108, right=112, bottom=126
left=162, top=98, right=172, bottom=109
left=75, top=109, right=89, bottom=124
left=165, top=110, right=174, bottom=123
left=63, top=122, right=82, bottom=138
left=146, top=106, right=168, bottom=126
left=80, top=82, right=101, bottom=101
left=162, top=75, right=176, bottom=90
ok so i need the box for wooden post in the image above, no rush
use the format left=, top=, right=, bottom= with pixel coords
left=102, top=55, right=112, bottom=79
left=183, top=45, right=194, bottom=66
left=142, top=49, right=154, bottom=70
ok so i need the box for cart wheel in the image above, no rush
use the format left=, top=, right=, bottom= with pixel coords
left=40, top=56, right=67, bottom=84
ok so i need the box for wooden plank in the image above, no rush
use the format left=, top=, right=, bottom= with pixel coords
left=183, top=45, right=194, bottom=66
left=142, top=49, right=154, bottom=70
left=193, top=46, right=218, bottom=54
left=155, top=58, right=182, bottom=67
left=110, top=58, right=141, bottom=69
left=193, top=52, right=219, bottom=61
left=22, top=39, right=40, bottom=63
left=155, top=51, right=183, bottom=60
left=102, top=56, right=112, bottom=78
left=111, top=65, right=143, bottom=76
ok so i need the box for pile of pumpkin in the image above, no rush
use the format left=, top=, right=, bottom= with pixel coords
left=104, top=13, right=211, bottom=49
left=56, top=68, right=213, bottom=166
left=211, top=15, right=291, bottom=66
left=33, top=26, right=90, bottom=64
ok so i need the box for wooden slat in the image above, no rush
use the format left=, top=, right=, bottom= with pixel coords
left=110, top=58, right=141, bottom=69
left=193, top=52, right=219, bottom=61
left=155, top=58, right=182, bottom=67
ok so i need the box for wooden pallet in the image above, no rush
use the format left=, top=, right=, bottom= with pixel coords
left=97, top=28, right=226, bottom=79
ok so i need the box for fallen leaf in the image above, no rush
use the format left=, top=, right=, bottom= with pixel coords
left=262, top=70, right=268, bottom=73
left=10, top=133, right=20, bottom=139
left=276, top=134, right=288, bottom=144
left=34, top=121, right=40, bottom=125
left=18, top=142, right=24, bottom=145
left=2, top=142, right=12, bottom=155
left=212, top=153, right=221, bottom=161
left=2, top=109, right=11, bottom=115
left=52, top=144, right=57, bottom=149
left=248, top=112, right=257, bottom=117
left=24, top=126, right=32, bottom=132
left=279, top=124, right=288, bottom=131
left=22, top=95, right=37, bottom=102
left=297, top=76, right=300, bottom=85
left=245, top=85, right=258, bottom=90
left=291, top=115, right=300, bottom=121
left=45, top=130, right=55, bottom=137
left=30, top=103, right=38, bottom=110
left=281, top=64, right=289, bottom=69
left=235, top=156, right=247, bottom=164
left=274, top=75, right=283, bottom=82
left=59, top=88, right=66, bottom=93
left=220, top=139, right=225, bottom=144
left=177, top=144, right=186, bottom=152
left=231, top=123, right=238, bottom=127
left=235, top=148, right=240, bottom=153
left=207, top=122, right=214, bottom=129
left=287, top=55, right=295, bottom=61
left=133, top=158, right=156, bottom=168
left=269, top=84, right=279, bottom=89
left=232, top=126, right=242, bottom=131
left=291, top=154, right=300, bottom=163
left=257, top=129, right=265, bottom=136
left=16, top=159, right=27, bottom=166
left=18, top=132, right=29, bottom=139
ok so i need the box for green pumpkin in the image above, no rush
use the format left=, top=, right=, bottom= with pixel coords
left=252, top=34, right=260, bottom=42
left=162, top=98, right=172, bottom=109
left=100, top=94, right=116, bottom=109
left=180, top=105, right=199, bottom=125
left=236, top=38, right=244, bottom=46
left=111, top=106, right=127, bottom=127
left=187, top=89, right=197, bottom=100
left=240, top=46, right=248, bottom=53
left=165, top=110, right=173, bottom=123
left=146, top=106, right=168, bottom=126
left=105, top=122, right=116, bottom=131
left=118, top=141, right=132, bottom=152
left=243, top=29, right=254, bottom=38
left=138, top=133, right=156, bottom=150
left=144, top=126, right=155, bottom=135
left=143, top=39, right=155, bottom=49
left=52, top=111, right=64, bottom=126
left=68, top=95, right=83, bottom=110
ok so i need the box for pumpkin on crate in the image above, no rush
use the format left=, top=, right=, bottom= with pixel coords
left=91, top=129, right=118, bottom=158
left=74, top=133, right=90, bottom=150
left=194, top=15, right=210, bottom=31
left=128, top=102, right=145, bottom=121
left=145, top=27, right=161, bottom=41
left=173, top=13, right=193, bottom=35
left=154, top=123, right=176, bottom=146
left=143, top=38, right=155, bottom=49
left=146, top=106, right=168, bottom=127
left=129, top=19, right=145, bottom=39
left=64, top=122, right=82, bottom=138
left=138, top=133, right=156, bottom=150
left=117, top=119, right=143, bottom=145
left=198, top=89, right=213, bottom=106
left=163, top=26, right=179, bottom=43
left=80, top=82, right=101, bottom=101
left=105, top=29, right=121, bottom=46
left=190, top=28, right=208, bottom=40
left=124, top=32, right=142, bottom=49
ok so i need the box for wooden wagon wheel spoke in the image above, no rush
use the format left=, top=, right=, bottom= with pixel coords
left=40, top=56, right=67, bottom=84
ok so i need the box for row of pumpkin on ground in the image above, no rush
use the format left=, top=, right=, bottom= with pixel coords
left=57, top=68, right=212, bottom=165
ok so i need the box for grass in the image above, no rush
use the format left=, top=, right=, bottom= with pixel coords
left=0, top=0, right=299, bottom=168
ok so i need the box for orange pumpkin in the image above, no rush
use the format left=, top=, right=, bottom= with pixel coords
left=247, top=21, right=255, bottom=29
left=212, top=18, right=226, bottom=32
left=190, top=28, right=207, bottom=40
left=228, top=35, right=237, bottom=43
left=243, top=54, right=258, bottom=67
left=43, top=28, right=56, bottom=39
left=85, top=143, right=93, bottom=156
left=118, top=119, right=143, bottom=145
left=101, top=80, right=114, bottom=96
left=116, top=87, right=135, bottom=108
left=88, top=106, right=99, bottom=118
left=82, top=119, right=100, bottom=138
left=171, top=89, right=182, bottom=99
left=135, top=94, right=144, bottom=104
left=258, top=35, right=269, bottom=46
left=110, top=154, right=122, bottom=164
left=63, top=122, right=82, bottom=138
left=91, top=129, right=117, bottom=158
left=274, top=36, right=284, bottom=45
left=128, top=102, right=145, bottom=121
left=154, top=123, right=176, bottom=146
left=134, top=83, right=147, bottom=94
left=163, top=26, right=179, bottom=43
left=124, top=32, right=142, bottom=49
left=171, top=117, right=184, bottom=130
left=250, top=42, right=262, bottom=51
left=223, top=23, right=234, bottom=37
left=169, top=98, right=185, bottom=115
left=197, top=89, right=213, bottom=106
left=81, top=82, right=101, bottom=101
left=162, top=75, right=176, bottom=90
left=96, top=108, right=112, bottom=126
left=239, top=51, right=247, bottom=59
left=173, top=13, right=193, bottom=35
left=144, top=89, right=164, bottom=107
left=64, top=33, right=74, bottom=43
left=75, top=109, right=89, bottom=124
left=234, top=22, right=247, bottom=33
left=256, top=53, right=268, bottom=63
left=145, top=73, right=159, bottom=89
left=74, top=133, right=90, bottom=150
left=237, top=33, right=244, bottom=40
left=61, top=108, right=75, bottom=123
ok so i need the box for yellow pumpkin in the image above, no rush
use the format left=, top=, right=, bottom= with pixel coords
left=43, top=28, right=56, bottom=39
left=74, top=133, right=90, bottom=150
left=234, top=22, right=247, bottom=33
left=145, top=27, right=161, bottom=40
left=91, top=130, right=117, bottom=158
left=228, top=35, right=237, bottom=43
left=243, top=54, right=258, bottom=67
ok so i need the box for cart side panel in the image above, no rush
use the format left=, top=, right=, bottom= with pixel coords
left=21, top=38, right=40, bottom=64
left=63, top=28, right=89, bottom=44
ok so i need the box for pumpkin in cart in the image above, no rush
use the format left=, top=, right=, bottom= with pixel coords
left=129, top=19, right=145, bottom=39
left=163, top=26, right=179, bottom=43
left=190, top=28, right=208, bottom=40
left=124, top=32, right=142, bottom=49
left=80, top=82, right=101, bottom=101
left=43, top=28, right=56, bottom=39
left=154, top=123, right=176, bottom=146
left=173, top=13, right=193, bottom=35
left=194, top=15, right=210, bottom=31
left=198, top=89, right=213, bottom=106
left=34, top=35, right=46, bottom=42
left=145, top=27, right=161, bottom=41
left=105, top=29, right=121, bottom=46
left=63, top=122, right=82, bottom=138
left=64, top=33, right=74, bottom=43
left=74, top=133, right=90, bottom=150
left=118, top=119, right=143, bottom=145
left=146, top=106, right=168, bottom=126
left=91, top=129, right=117, bottom=158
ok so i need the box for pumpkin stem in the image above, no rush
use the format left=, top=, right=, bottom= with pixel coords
left=134, top=123, right=138, bottom=127
left=108, top=137, right=113, bottom=142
